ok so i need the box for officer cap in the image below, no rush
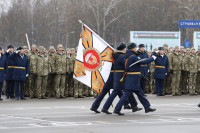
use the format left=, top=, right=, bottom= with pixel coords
left=57, top=44, right=63, bottom=49
left=180, top=46, right=184, bottom=49
left=174, top=46, right=179, bottom=49
left=0, top=47, right=2, bottom=50
left=39, top=46, right=45, bottom=51
left=117, top=42, right=126, bottom=50
left=7, top=44, right=14, bottom=49
left=17, top=46, right=23, bottom=51
left=49, top=46, right=55, bottom=50
left=163, top=43, right=168, bottom=47
left=158, top=47, right=164, bottom=50
left=138, top=44, right=145, bottom=48
left=23, top=46, right=28, bottom=49
left=127, top=42, right=137, bottom=49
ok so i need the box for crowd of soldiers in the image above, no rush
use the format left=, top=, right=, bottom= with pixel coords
left=0, top=44, right=98, bottom=101
left=146, top=44, right=200, bottom=96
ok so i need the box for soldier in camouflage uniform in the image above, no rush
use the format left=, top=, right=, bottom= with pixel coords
left=28, top=45, right=38, bottom=98
left=179, top=46, right=188, bottom=94
left=170, top=46, right=182, bottom=96
left=65, top=48, right=73, bottom=97
left=188, top=48, right=198, bottom=95
left=71, top=48, right=84, bottom=98
left=196, top=48, right=200, bottom=94
left=47, top=46, right=56, bottom=97
left=163, top=44, right=172, bottom=95
left=55, top=44, right=67, bottom=98
left=36, top=46, right=49, bottom=99
left=149, top=49, right=157, bottom=94
left=145, top=51, right=152, bottom=94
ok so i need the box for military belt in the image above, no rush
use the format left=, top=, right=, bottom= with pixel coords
left=141, top=64, right=147, bottom=66
left=114, top=70, right=125, bottom=72
left=156, top=66, right=165, bottom=68
left=110, top=70, right=115, bottom=72
left=127, top=72, right=141, bottom=74
left=0, top=67, right=4, bottom=70
left=8, top=66, right=26, bottom=69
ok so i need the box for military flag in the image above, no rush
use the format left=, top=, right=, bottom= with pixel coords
left=73, top=23, right=114, bottom=93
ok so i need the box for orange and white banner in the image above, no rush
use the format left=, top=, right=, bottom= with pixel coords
left=73, top=23, right=115, bottom=93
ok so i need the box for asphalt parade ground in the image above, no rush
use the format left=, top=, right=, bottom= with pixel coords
left=0, top=94, right=200, bottom=133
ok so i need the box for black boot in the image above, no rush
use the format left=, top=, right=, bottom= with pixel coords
left=101, top=108, right=112, bottom=114
left=124, top=105, right=132, bottom=109
left=113, top=110, right=124, bottom=115
left=145, top=107, right=156, bottom=113
left=132, top=106, right=142, bottom=112
left=90, top=107, right=101, bottom=113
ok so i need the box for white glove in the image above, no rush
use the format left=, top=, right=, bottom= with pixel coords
left=16, top=50, right=19, bottom=54
left=26, top=74, right=29, bottom=77
left=7, top=48, right=10, bottom=53
left=165, top=73, right=167, bottom=75
left=152, top=55, right=157, bottom=60
left=148, top=70, right=150, bottom=73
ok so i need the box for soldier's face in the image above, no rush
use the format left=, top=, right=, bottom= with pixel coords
left=40, top=49, right=45, bottom=54
left=32, top=47, right=37, bottom=52
left=9, top=48, right=14, bottom=53
left=175, top=48, right=179, bottom=52
left=170, top=48, right=173, bottom=52
left=19, top=49, right=24, bottom=54
left=181, top=48, right=185, bottom=52
left=58, top=47, right=63, bottom=52
left=49, top=49, right=54, bottom=53
left=186, top=50, right=190, bottom=54
left=164, top=46, right=168, bottom=50
left=71, top=50, right=75, bottom=54
left=67, top=50, right=71, bottom=54
left=159, top=50, right=164, bottom=55
left=24, top=48, right=28, bottom=53
left=198, top=50, right=200, bottom=53
left=0, top=49, right=2, bottom=54
left=140, top=47, right=145, bottom=52
left=192, top=49, right=195, bottom=54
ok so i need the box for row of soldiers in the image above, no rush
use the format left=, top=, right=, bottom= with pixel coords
left=0, top=44, right=98, bottom=100
left=145, top=44, right=200, bottom=96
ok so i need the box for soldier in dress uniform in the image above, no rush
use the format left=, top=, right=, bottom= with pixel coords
left=137, top=44, right=150, bottom=94
left=153, top=47, right=169, bottom=96
left=10, top=47, right=29, bottom=100
left=5, top=45, right=15, bottom=99
left=114, top=43, right=156, bottom=115
left=0, top=47, right=7, bottom=101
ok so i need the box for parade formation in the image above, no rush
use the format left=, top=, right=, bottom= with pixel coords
left=0, top=42, right=200, bottom=115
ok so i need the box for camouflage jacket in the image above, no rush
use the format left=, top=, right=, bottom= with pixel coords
left=188, top=54, right=198, bottom=73
left=180, top=52, right=189, bottom=71
left=169, top=52, right=182, bottom=71
left=55, top=51, right=67, bottom=74
left=36, top=54, right=49, bottom=76
left=150, top=61, right=155, bottom=73
left=196, top=53, right=200, bottom=71
left=70, top=53, right=76, bottom=71
left=48, top=53, right=55, bottom=74
left=28, top=51, right=38, bottom=74
left=66, top=56, right=73, bottom=73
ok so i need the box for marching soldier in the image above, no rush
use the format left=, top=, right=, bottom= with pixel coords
left=10, top=47, right=29, bottom=100
left=170, top=46, right=182, bottom=96
left=47, top=46, right=56, bottom=97
left=5, top=45, right=15, bottom=99
left=188, top=48, right=198, bottom=95
left=196, top=48, right=200, bottom=94
left=71, top=48, right=84, bottom=98
left=28, top=45, right=38, bottom=98
left=137, top=44, right=150, bottom=94
left=153, top=47, right=169, bottom=96
left=55, top=44, right=67, bottom=98
left=0, top=47, right=7, bottom=101
left=114, top=43, right=156, bottom=115
left=36, top=46, right=49, bottom=99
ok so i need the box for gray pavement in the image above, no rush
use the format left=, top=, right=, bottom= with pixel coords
left=0, top=94, right=200, bottom=133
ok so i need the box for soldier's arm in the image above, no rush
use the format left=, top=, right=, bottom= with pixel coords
left=168, top=54, right=173, bottom=70
left=166, top=57, right=169, bottom=73
left=26, top=57, right=29, bottom=75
